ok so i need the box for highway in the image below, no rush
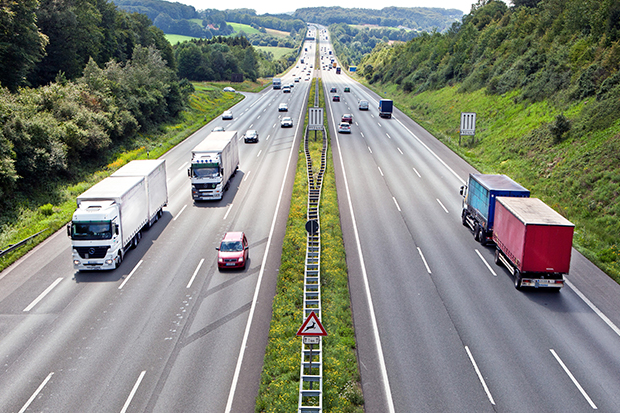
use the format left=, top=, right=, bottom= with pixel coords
left=318, top=29, right=620, bottom=412
left=0, top=39, right=316, bottom=412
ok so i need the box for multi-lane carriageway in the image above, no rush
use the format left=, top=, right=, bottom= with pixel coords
left=2, top=28, right=620, bottom=412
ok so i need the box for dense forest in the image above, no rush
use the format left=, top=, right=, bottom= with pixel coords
left=294, top=6, right=463, bottom=32
left=328, top=23, right=418, bottom=68
left=357, top=0, right=620, bottom=276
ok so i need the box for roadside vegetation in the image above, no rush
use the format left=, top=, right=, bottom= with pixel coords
left=354, top=0, right=620, bottom=282
left=0, top=84, right=245, bottom=272
left=256, top=78, right=363, bottom=412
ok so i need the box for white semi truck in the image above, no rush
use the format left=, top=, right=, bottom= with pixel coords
left=189, top=131, right=239, bottom=201
left=68, top=160, right=168, bottom=270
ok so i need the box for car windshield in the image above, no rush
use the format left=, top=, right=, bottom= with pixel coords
left=220, top=241, right=243, bottom=252
left=72, top=221, right=112, bottom=240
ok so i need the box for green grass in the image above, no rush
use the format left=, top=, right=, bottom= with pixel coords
left=255, top=77, right=363, bottom=412
left=165, top=34, right=197, bottom=45
left=228, top=22, right=262, bottom=35
left=355, top=76, right=620, bottom=283
left=256, top=46, right=296, bottom=61
left=0, top=87, right=243, bottom=271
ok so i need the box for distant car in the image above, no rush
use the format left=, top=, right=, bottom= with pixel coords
left=278, top=103, right=288, bottom=112
left=338, top=122, right=351, bottom=133
left=222, top=110, right=233, bottom=120
left=223, top=87, right=235, bottom=92
left=330, top=87, right=337, bottom=93
left=281, top=117, right=294, bottom=127
left=294, top=77, right=300, bottom=82
left=243, top=129, right=259, bottom=143
left=282, top=85, right=291, bottom=93
left=341, top=114, right=353, bottom=124
left=358, top=100, right=369, bottom=110
left=289, top=83, right=294, bottom=88
left=333, top=95, right=340, bottom=102
left=212, top=126, right=225, bottom=132
left=344, top=87, right=350, bottom=92
left=305, top=76, right=310, bottom=81
left=216, top=232, right=249, bottom=270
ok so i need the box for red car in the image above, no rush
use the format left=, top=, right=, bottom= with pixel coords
left=333, top=95, right=340, bottom=102
left=216, top=232, right=249, bottom=270
left=341, top=114, right=353, bottom=124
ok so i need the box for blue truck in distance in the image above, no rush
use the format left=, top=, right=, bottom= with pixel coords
left=460, top=174, right=530, bottom=245
left=378, top=99, right=393, bottom=118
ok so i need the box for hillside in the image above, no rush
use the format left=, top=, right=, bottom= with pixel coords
left=294, top=6, right=463, bottom=32
left=356, top=0, right=620, bottom=281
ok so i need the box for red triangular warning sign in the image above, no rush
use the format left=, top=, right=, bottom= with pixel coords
left=296, top=311, right=327, bottom=336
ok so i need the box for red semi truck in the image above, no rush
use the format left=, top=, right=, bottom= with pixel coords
left=493, top=197, right=575, bottom=291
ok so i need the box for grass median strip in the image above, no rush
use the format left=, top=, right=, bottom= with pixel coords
left=255, top=79, right=363, bottom=412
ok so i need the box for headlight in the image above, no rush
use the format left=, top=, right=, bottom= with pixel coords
left=73, top=260, right=80, bottom=265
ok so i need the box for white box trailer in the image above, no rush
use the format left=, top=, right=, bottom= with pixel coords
left=189, top=131, right=239, bottom=201
left=112, top=159, right=168, bottom=226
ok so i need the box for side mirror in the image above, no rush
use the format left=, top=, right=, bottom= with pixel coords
left=215, top=247, right=220, bottom=251
left=459, top=185, right=466, bottom=196
left=67, top=224, right=71, bottom=237
left=188, top=168, right=191, bottom=178
left=114, top=224, right=119, bottom=235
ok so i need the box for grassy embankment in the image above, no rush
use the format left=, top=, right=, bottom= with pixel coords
left=255, top=78, right=363, bottom=412
left=356, top=78, right=620, bottom=283
left=0, top=82, right=265, bottom=272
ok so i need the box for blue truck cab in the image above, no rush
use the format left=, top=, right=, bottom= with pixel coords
left=460, top=174, right=530, bottom=245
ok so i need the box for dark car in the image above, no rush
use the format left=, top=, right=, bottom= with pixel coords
left=216, top=232, right=249, bottom=270
left=344, top=87, right=350, bottom=92
left=244, top=129, right=259, bottom=143
left=333, top=95, right=340, bottom=102
left=341, top=114, right=353, bottom=124
left=330, top=87, right=337, bottom=93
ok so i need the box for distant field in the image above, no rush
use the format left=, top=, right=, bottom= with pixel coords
left=228, top=22, right=262, bottom=35
left=351, top=24, right=413, bottom=31
left=255, top=46, right=295, bottom=60
left=265, top=28, right=289, bottom=38
left=166, top=34, right=197, bottom=45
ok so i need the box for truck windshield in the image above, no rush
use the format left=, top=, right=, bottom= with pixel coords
left=72, top=221, right=112, bottom=240
left=192, top=165, right=220, bottom=179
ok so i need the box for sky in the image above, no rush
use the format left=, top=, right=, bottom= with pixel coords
left=173, top=0, right=508, bottom=16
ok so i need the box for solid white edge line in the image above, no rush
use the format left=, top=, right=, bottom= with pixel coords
left=465, top=346, right=496, bottom=405
left=436, top=198, right=449, bottom=213
left=417, top=247, right=432, bottom=274
left=118, top=260, right=143, bottom=290
left=550, top=349, right=597, bottom=409
left=394, top=117, right=466, bottom=185
left=18, top=371, right=54, bottom=413
left=392, top=197, right=401, bottom=212
left=187, top=258, right=204, bottom=289
left=475, top=249, right=497, bottom=276
left=333, top=103, right=396, bottom=413
left=173, top=204, right=187, bottom=221
left=224, top=85, right=307, bottom=413
left=223, top=204, right=233, bottom=220
left=23, top=278, right=63, bottom=312
left=120, top=370, right=146, bottom=413
left=565, top=279, right=620, bottom=338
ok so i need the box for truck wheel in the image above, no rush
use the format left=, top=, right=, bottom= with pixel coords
left=115, top=252, right=123, bottom=269
left=478, top=227, right=486, bottom=246
left=494, top=249, right=502, bottom=266
left=461, top=210, right=468, bottom=227
left=514, top=271, right=523, bottom=290
left=474, top=223, right=481, bottom=241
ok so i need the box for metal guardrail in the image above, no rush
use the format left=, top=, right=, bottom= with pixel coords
left=0, top=229, right=47, bottom=258
left=298, top=118, right=328, bottom=412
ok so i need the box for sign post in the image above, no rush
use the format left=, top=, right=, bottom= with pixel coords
left=297, top=311, right=327, bottom=389
left=460, top=112, right=476, bottom=145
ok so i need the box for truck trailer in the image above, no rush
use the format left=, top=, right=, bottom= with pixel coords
left=378, top=99, right=393, bottom=118
left=68, top=160, right=168, bottom=271
left=273, top=78, right=282, bottom=89
left=112, top=159, right=168, bottom=227
left=460, top=174, right=530, bottom=245
left=189, top=131, right=239, bottom=201
left=493, top=197, right=574, bottom=290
